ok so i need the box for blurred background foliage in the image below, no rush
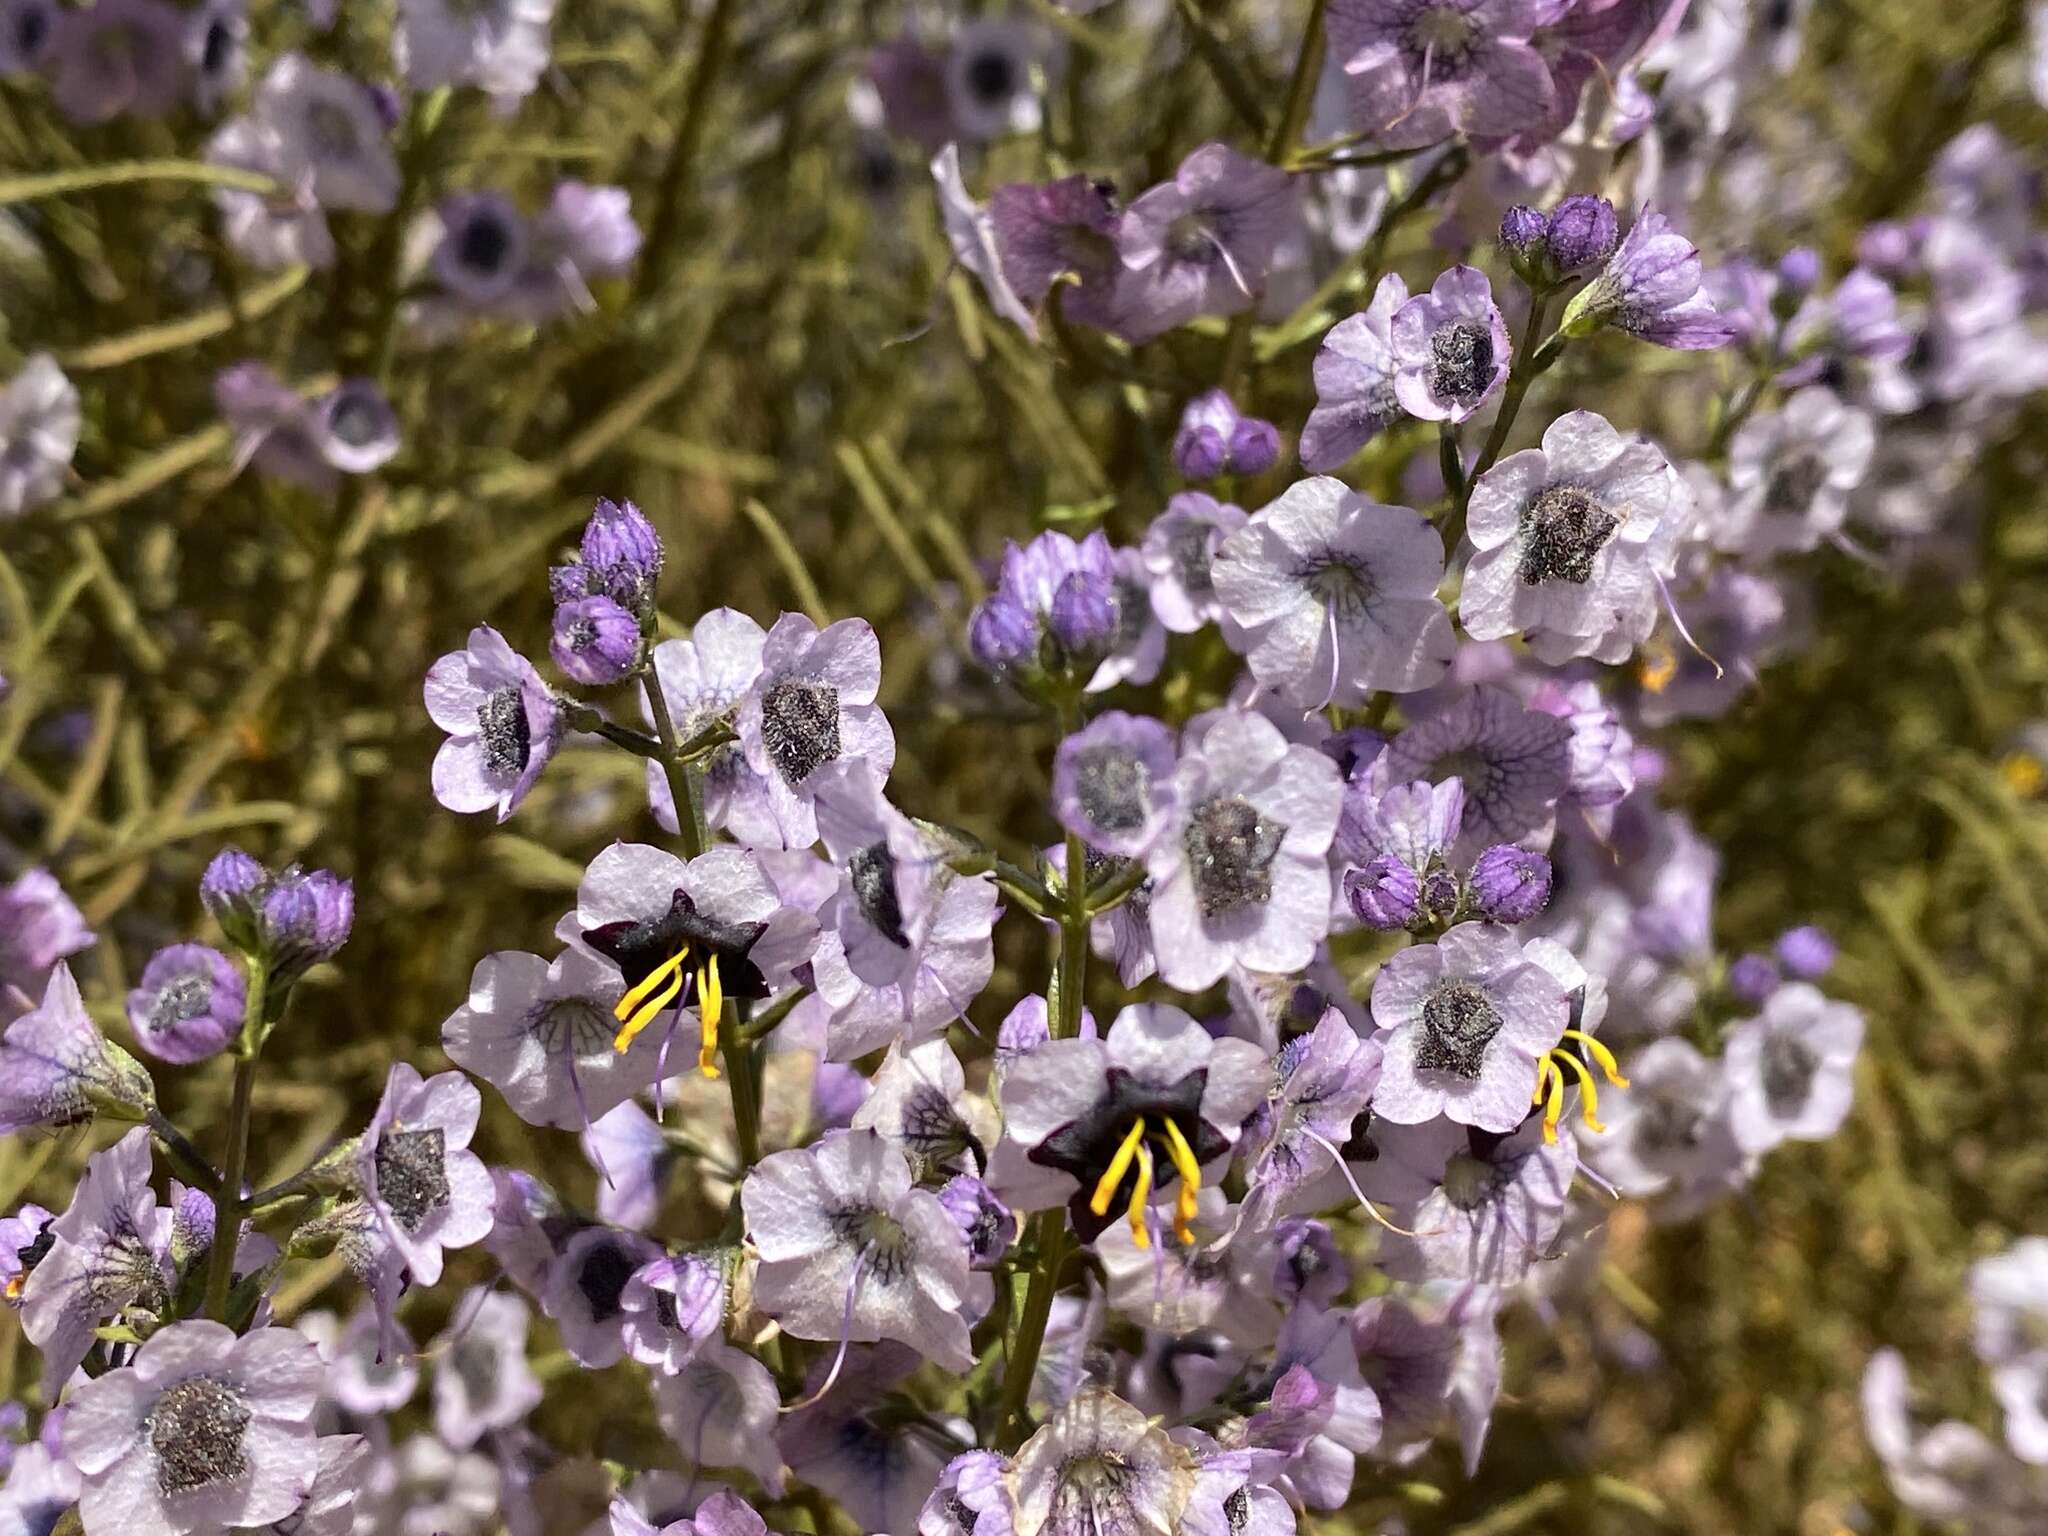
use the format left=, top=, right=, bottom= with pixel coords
left=0, top=0, right=2044, bottom=1531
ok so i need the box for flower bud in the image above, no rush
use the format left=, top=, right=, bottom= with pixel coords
left=200, top=847, right=267, bottom=951
left=937, top=1175, right=1017, bottom=1270
left=1172, top=388, right=1279, bottom=480
left=1728, top=952, right=1781, bottom=1004
left=1499, top=204, right=1550, bottom=280
left=968, top=591, right=1037, bottom=672
left=1048, top=569, right=1117, bottom=661
left=127, top=944, right=245, bottom=1064
left=1174, top=423, right=1229, bottom=481
left=1776, top=246, right=1821, bottom=297
left=550, top=594, right=641, bottom=686
left=1543, top=195, right=1618, bottom=279
left=259, top=867, right=354, bottom=985
left=1468, top=845, right=1552, bottom=923
left=1345, top=856, right=1421, bottom=931
left=1227, top=416, right=1281, bottom=477
left=1775, top=924, right=1836, bottom=979
left=579, top=498, right=664, bottom=620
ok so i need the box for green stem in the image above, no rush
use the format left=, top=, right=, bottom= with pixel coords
left=203, top=957, right=266, bottom=1320
left=642, top=668, right=707, bottom=858
left=721, top=1006, right=765, bottom=1172
left=1445, top=287, right=1556, bottom=554
left=635, top=0, right=741, bottom=301
left=0, top=160, right=276, bottom=207
left=997, top=1211, right=1070, bottom=1451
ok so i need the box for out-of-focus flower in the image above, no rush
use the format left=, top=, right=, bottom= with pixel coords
left=1110, top=143, right=1297, bottom=343
left=1721, top=982, right=1863, bottom=1153
left=1562, top=205, right=1736, bottom=349
left=46, top=0, right=189, bottom=124
left=0, top=868, right=92, bottom=995
left=1299, top=273, right=1408, bottom=472
left=396, top=0, right=555, bottom=104
left=0, top=0, right=58, bottom=76
left=0, top=355, right=80, bottom=518
left=432, top=1289, right=544, bottom=1449
left=944, top=20, right=1044, bottom=141
left=1328, top=0, right=1556, bottom=145
left=1723, top=387, right=1875, bottom=556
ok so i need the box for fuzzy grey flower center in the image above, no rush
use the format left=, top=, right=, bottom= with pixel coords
left=1183, top=795, right=1284, bottom=919
left=147, top=971, right=214, bottom=1036
left=1639, top=1091, right=1706, bottom=1154
left=457, top=211, right=515, bottom=274
left=374, top=1127, right=450, bottom=1234
left=1518, top=485, right=1620, bottom=585
left=1224, top=1486, right=1252, bottom=1533
left=849, top=841, right=908, bottom=946
left=1073, top=746, right=1149, bottom=834
left=1440, top=1151, right=1506, bottom=1211
left=828, top=1205, right=913, bottom=1284
left=1416, top=982, right=1504, bottom=1078
left=149, top=1377, right=251, bottom=1496
left=760, top=678, right=841, bottom=786
left=1763, top=450, right=1827, bottom=513
left=1760, top=1032, right=1819, bottom=1116
left=476, top=684, right=531, bottom=780
left=1428, top=321, right=1494, bottom=404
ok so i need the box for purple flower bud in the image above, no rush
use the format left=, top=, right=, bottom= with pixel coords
left=1227, top=416, right=1281, bottom=476
left=1048, top=569, right=1117, bottom=660
left=126, top=944, right=244, bottom=1064
left=547, top=562, right=594, bottom=604
left=1174, top=423, right=1229, bottom=480
left=1468, top=845, right=1553, bottom=924
left=200, top=847, right=267, bottom=950
left=937, top=1175, right=1016, bottom=1270
left=1421, top=865, right=1463, bottom=922
left=550, top=594, right=641, bottom=686
left=1855, top=220, right=1920, bottom=277
left=580, top=497, right=663, bottom=617
left=1728, top=952, right=1781, bottom=1004
left=1544, top=195, right=1619, bottom=276
left=1500, top=204, right=1549, bottom=273
left=259, top=866, right=354, bottom=984
left=1345, top=856, right=1422, bottom=931
left=1775, top=924, right=1836, bottom=979
left=968, top=591, right=1037, bottom=671
left=1776, top=246, right=1821, bottom=297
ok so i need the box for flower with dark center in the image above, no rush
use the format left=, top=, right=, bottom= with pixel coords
left=1140, top=491, right=1250, bottom=636
left=1389, top=266, right=1510, bottom=422
left=943, top=19, right=1043, bottom=140
left=851, top=1039, right=995, bottom=1177
left=1722, top=981, right=1864, bottom=1154
left=1724, top=387, right=1874, bottom=556
left=1008, top=1389, right=1197, bottom=1536
left=311, top=378, right=401, bottom=475
left=1516, top=486, right=1618, bottom=585
left=375, top=1129, right=451, bottom=1235
left=1300, top=272, right=1410, bottom=472
left=1330, top=0, right=1557, bottom=146
left=1053, top=712, right=1179, bottom=860
left=1375, top=1119, right=1577, bottom=1287
left=760, top=680, right=842, bottom=785
left=848, top=843, right=908, bottom=947
left=1416, top=982, right=1502, bottom=1077
left=255, top=55, right=399, bottom=212
left=1108, top=142, right=1298, bottom=343
left=1383, top=687, right=1572, bottom=850
left=737, top=614, right=893, bottom=848
left=544, top=1226, right=662, bottom=1368
left=427, top=626, right=564, bottom=821
left=435, top=193, right=530, bottom=303
left=46, top=0, right=191, bottom=125
left=1583, top=1038, right=1746, bottom=1210
left=653, top=1341, right=787, bottom=1497
left=360, top=1064, right=494, bottom=1287
left=1181, top=796, right=1284, bottom=919
left=395, top=0, right=555, bottom=101
left=621, top=1252, right=724, bottom=1373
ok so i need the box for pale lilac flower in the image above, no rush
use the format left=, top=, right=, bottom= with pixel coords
left=207, top=115, right=335, bottom=271
left=395, top=0, right=554, bottom=103
left=442, top=943, right=663, bottom=1133
left=214, top=363, right=343, bottom=495
left=1381, top=686, right=1572, bottom=848
left=920, top=1450, right=1013, bottom=1536
left=1370, top=922, right=1569, bottom=1132
left=0, top=357, right=80, bottom=518
left=1144, top=710, right=1344, bottom=991
left=1008, top=1389, right=1197, bottom=1536
left=1563, top=205, right=1736, bottom=349
left=1633, top=565, right=1794, bottom=726
left=848, top=1038, right=996, bottom=1178
left=654, top=1339, right=787, bottom=1495
left=1051, top=712, right=1179, bottom=859
left=1972, top=1238, right=2048, bottom=1364
left=1239, top=1011, right=1383, bottom=1229
left=358, top=1064, right=495, bottom=1287
left=583, top=1100, right=669, bottom=1231
left=944, top=20, right=1043, bottom=141
left=47, top=0, right=189, bottom=123
left=1724, top=387, right=1875, bottom=556
left=183, top=0, right=246, bottom=114
left=1111, top=143, right=1298, bottom=343
left=1461, top=410, right=1690, bottom=663
left=615, top=1487, right=771, bottom=1536
left=127, top=945, right=243, bottom=1065
left=0, top=869, right=91, bottom=996
left=643, top=609, right=780, bottom=848
left=65, top=1321, right=321, bottom=1535
left=1527, top=677, right=1634, bottom=837
left=312, top=379, right=400, bottom=475
left=353, top=1434, right=499, bottom=1536
left=620, top=1252, right=724, bottom=1373
left=1329, top=0, right=1557, bottom=146
left=1091, top=544, right=1168, bottom=692
left=736, top=614, right=895, bottom=848
left=431, top=1290, right=542, bottom=1449
left=1994, top=1353, right=2048, bottom=1466
left=1299, top=273, right=1408, bottom=472
left=1378, top=1118, right=1576, bottom=1285
left=1140, top=494, right=1249, bottom=635
left=936, top=1176, right=1017, bottom=1270
left=743, top=1129, right=986, bottom=1371
left=318, top=1305, right=418, bottom=1416
left=0, top=962, right=155, bottom=1134
left=778, top=1345, right=943, bottom=1533
left=935, top=145, right=1041, bottom=339
left=426, top=626, right=564, bottom=821
left=988, top=173, right=1123, bottom=329
left=542, top=1226, right=661, bottom=1368
left=0, top=1438, right=80, bottom=1536
left=1389, top=266, right=1510, bottom=423
left=1721, top=982, right=1863, bottom=1153
left=1212, top=477, right=1454, bottom=707
left=1583, top=1038, right=1745, bottom=1211
left=1352, top=1295, right=1458, bottom=1454
left=253, top=55, right=400, bottom=213
left=435, top=192, right=531, bottom=303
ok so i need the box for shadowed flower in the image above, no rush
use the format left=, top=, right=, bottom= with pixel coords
left=654, top=1339, right=786, bottom=1496
left=0, top=357, right=80, bottom=518
left=1724, top=387, right=1875, bottom=557
left=945, top=20, right=1044, bottom=140
left=621, top=1251, right=725, bottom=1373
left=425, top=625, right=565, bottom=821
left=935, top=145, right=1042, bottom=339
left=0, top=962, right=155, bottom=1135
left=1329, top=0, right=1556, bottom=146
left=1109, top=143, right=1297, bottom=343
left=1008, top=1389, right=1196, bottom=1536
left=849, top=1038, right=995, bottom=1178
left=1376, top=1117, right=1577, bottom=1285
left=358, top=1064, right=495, bottom=1288
left=1052, top=712, right=1180, bottom=860
left=0, top=868, right=92, bottom=997
left=127, top=945, right=244, bottom=1065
left=542, top=1225, right=661, bottom=1368
left=253, top=55, right=400, bottom=213
left=431, top=1289, right=543, bottom=1449
left=47, top=0, right=189, bottom=123
left=1300, top=273, right=1409, bottom=472
left=1583, top=1038, right=1745, bottom=1215
left=1721, top=981, right=1863, bottom=1153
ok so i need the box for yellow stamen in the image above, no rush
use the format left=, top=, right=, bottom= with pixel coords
left=1564, top=1028, right=1628, bottom=1088
left=613, top=959, right=688, bottom=1052
left=4, top=1274, right=21, bottom=1302
left=1551, top=1049, right=1607, bottom=1133
left=1637, top=639, right=1678, bottom=694
left=615, top=947, right=691, bottom=1025
left=1540, top=1057, right=1566, bottom=1144
left=1089, top=1117, right=1147, bottom=1218
left=2000, top=751, right=2045, bottom=799
left=1160, top=1119, right=1203, bottom=1248
left=1532, top=1054, right=1558, bottom=1108
left=696, top=956, right=724, bottom=1079
left=1127, top=1143, right=1155, bottom=1251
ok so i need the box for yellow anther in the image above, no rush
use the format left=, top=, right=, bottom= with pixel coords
left=1551, top=1050, right=1607, bottom=1133
left=1532, top=1054, right=1558, bottom=1108
left=695, top=956, right=725, bottom=1080
left=1160, top=1119, right=1203, bottom=1248
left=1090, top=1117, right=1148, bottom=1219
left=613, top=955, right=689, bottom=1052
left=1564, top=1028, right=1628, bottom=1087
left=1539, top=1057, right=1566, bottom=1144
left=615, top=947, right=691, bottom=1026
left=2000, top=751, right=2044, bottom=799
left=1637, top=640, right=1678, bottom=694
left=1127, top=1143, right=1155, bottom=1251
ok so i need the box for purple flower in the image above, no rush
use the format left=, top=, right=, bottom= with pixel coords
left=441, top=943, right=661, bottom=1132
left=0, top=1202, right=52, bottom=1309
left=1542, top=194, right=1620, bottom=275
left=944, top=20, right=1044, bottom=140
left=1370, top=921, right=1569, bottom=1132
left=431, top=1289, right=543, bottom=1450
left=1345, top=856, right=1423, bottom=931
left=934, top=145, right=1042, bottom=340
left=21, top=1129, right=172, bottom=1399
left=1052, top=712, right=1179, bottom=860
left=1583, top=1038, right=1745, bottom=1212
left=0, top=1437, right=81, bottom=1536
left=254, top=863, right=354, bottom=985
left=0, top=0, right=58, bottom=75
left=561, top=498, right=665, bottom=620
left=1329, top=0, right=1557, bottom=146
left=849, top=1038, right=997, bottom=1178
left=1467, top=845, right=1551, bottom=922
left=425, top=625, right=565, bottom=821
left=1390, top=266, right=1511, bottom=423
left=0, top=962, right=155, bottom=1134
left=736, top=614, right=895, bottom=848
left=1239, top=1011, right=1383, bottom=1229
left=550, top=595, right=641, bottom=686
left=621, top=1252, right=724, bottom=1372
left=1634, top=565, right=1793, bottom=726
left=358, top=1064, right=496, bottom=1287
left=744, top=1129, right=987, bottom=1370
left=1461, top=409, right=1688, bottom=663
left=654, top=1339, right=786, bottom=1495
left=207, top=115, right=334, bottom=271
left=1171, top=391, right=1280, bottom=481
left=215, top=362, right=348, bottom=497
left=1109, top=143, right=1298, bottom=343
left=1267, top=1218, right=1351, bottom=1309
left=1337, top=767, right=1466, bottom=880
left=1726, top=952, right=1781, bottom=1004
left=936, top=1175, right=1017, bottom=1269
left=1722, top=982, right=1863, bottom=1153
left=1144, top=710, right=1344, bottom=991
left=1139, top=493, right=1249, bottom=635
left=1211, top=477, right=1455, bottom=707
left=395, top=0, right=554, bottom=102
left=435, top=192, right=531, bottom=304
left=1375, top=1118, right=1576, bottom=1286
left=988, top=173, right=1124, bottom=330
left=642, top=609, right=778, bottom=847
left=1562, top=205, right=1737, bottom=349
left=1382, top=686, right=1571, bottom=848
left=920, top=1450, right=1013, bottom=1536
left=1299, top=272, right=1409, bottom=472
left=1724, top=387, right=1874, bottom=556
left=533, top=1224, right=657, bottom=1369
left=868, top=35, right=952, bottom=150
left=0, top=867, right=92, bottom=995
left=126, top=944, right=244, bottom=1064
left=65, top=1320, right=322, bottom=1534
left=970, top=530, right=1120, bottom=685
left=1010, top=1390, right=1196, bottom=1536
left=1776, top=924, right=1836, bottom=978
left=0, top=357, right=80, bottom=518
left=990, top=1003, right=1266, bottom=1247
left=47, top=0, right=190, bottom=124
left=252, top=55, right=400, bottom=213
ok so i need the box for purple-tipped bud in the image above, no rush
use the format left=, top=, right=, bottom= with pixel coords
left=1544, top=195, right=1619, bottom=276
left=1048, top=570, right=1117, bottom=661
left=1227, top=416, right=1281, bottom=476
left=127, top=944, right=245, bottom=1064
left=1500, top=203, right=1550, bottom=278
left=1468, top=845, right=1552, bottom=923
left=200, top=847, right=268, bottom=951
left=1727, top=952, right=1781, bottom=1004
left=1174, top=423, right=1229, bottom=481
left=579, top=498, right=664, bottom=619
left=259, top=867, right=354, bottom=985
left=968, top=591, right=1038, bottom=672
left=1345, top=856, right=1422, bottom=931
left=1775, top=925, right=1836, bottom=979
left=937, top=1175, right=1017, bottom=1270
left=1776, top=246, right=1821, bottom=297
left=550, top=595, right=641, bottom=686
